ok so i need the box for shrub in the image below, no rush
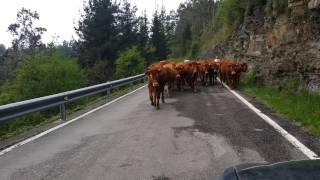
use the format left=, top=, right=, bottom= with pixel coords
left=0, top=51, right=87, bottom=105
left=115, top=46, right=146, bottom=78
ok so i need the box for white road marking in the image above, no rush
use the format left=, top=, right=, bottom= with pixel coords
left=220, top=80, right=319, bottom=159
left=0, top=85, right=147, bottom=156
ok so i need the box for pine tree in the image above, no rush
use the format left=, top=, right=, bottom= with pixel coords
left=76, top=0, right=120, bottom=83
left=151, top=10, right=170, bottom=61
left=118, top=0, right=139, bottom=50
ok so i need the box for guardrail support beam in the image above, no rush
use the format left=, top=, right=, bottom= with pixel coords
left=60, top=104, right=66, bottom=121
left=0, top=74, right=145, bottom=122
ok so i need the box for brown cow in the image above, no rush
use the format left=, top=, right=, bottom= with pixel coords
left=175, top=62, right=185, bottom=91
left=219, top=61, right=237, bottom=88
left=219, top=60, right=248, bottom=89
left=146, top=63, right=168, bottom=109
left=163, top=62, right=177, bottom=97
left=207, top=60, right=220, bottom=85
left=234, top=62, right=248, bottom=87
left=175, top=61, right=199, bottom=93
left=197, top=61, right=209, bottom=87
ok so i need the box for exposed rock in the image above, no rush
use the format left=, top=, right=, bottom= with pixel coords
left=308, top=0, right=320, bottom=9
left=289, top=0, right=307, bottom=15
left=200, top=6, right=320, bottom=93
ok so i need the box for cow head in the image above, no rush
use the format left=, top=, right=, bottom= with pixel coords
left=228, top=64, right=237, bottom=76
left=208, top=61, right=219, bottom=73
left=146, top=67, right=162, bottom=87
left=175, top=63, right=184, bottom=77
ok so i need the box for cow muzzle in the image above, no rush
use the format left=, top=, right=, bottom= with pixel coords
left=153, top=82, right=159, bottom=87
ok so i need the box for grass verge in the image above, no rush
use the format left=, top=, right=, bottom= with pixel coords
left=240, top=73, right=320, bottom=138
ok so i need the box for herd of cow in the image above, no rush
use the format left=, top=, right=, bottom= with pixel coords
left=145, top=59, right=248, bottom=109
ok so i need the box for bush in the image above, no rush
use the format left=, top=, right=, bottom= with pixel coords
left=115, top=46, right=146, bottom=78
left=201, top=0, right=243, bottom=49
left=0, top=51, right=87, bottom=105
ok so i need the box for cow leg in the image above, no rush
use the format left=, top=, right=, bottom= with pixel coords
left=200, top=75, right=204, bottom=86
left=149, top=88, right=155, bottom=106
left=161, top=91, right=165, bottom=103
left=177, top=79, right=181, bottom=91
left=192, top=78, right=197, bottom=93
left=181, top=79, right=185, bottom=91
left=156, top=91, right=160, bottom=109
left=150, top=92, right=155, bottom=106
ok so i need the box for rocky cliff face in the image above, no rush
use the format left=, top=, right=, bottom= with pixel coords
left=200, top=0, right=320, bottom=93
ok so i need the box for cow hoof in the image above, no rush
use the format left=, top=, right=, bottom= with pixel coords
left=156, top=106, right=160, bottom=110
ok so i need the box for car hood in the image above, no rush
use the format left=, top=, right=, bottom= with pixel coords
left=220, top=160, right=320, bottom=180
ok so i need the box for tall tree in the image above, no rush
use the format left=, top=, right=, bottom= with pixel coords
left=171, top=0, right=216, bottom=57
left=118, top=0, right=139, bottom=50
left=137, top=11, right=149, bottom=47
left=76, top=0, right=120, bottom=82
left=8, top=8, right=47, bottom=54
left=136, top=11, right=155, bottom=65
left=151, top=9, right=170, bottom=60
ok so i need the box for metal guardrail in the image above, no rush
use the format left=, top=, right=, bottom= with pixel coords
left=0, top=74, right=146, bottom=122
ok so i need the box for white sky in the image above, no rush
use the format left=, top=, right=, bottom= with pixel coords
left=0, top=0, right=184, bottom=48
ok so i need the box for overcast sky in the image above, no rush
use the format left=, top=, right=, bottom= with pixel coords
left=0, top=0, right=184, bottom=48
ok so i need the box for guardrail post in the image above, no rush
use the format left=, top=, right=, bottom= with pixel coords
left=60, top=104, right=66, bottom=121
left=107, top=88, right=111, bottom=100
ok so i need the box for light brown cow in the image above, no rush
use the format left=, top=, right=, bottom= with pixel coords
left=175, top=61, right=199, bottom=93
left=207, top=60, right=220, bottom=85
left=163, top=62, right=177, bottom=97
left=146, top=63, right=168, bottom=109
left=219, top=60, right=248, bottom=89
left=197, top=61, right=209, bottom=87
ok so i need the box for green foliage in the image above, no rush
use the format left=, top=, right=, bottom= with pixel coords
left=283, top=76, right=301, bottom=92
left=213, top=0, right=242, bottom=29
left=203, top=0, right=242, bottom=48
left=115, top=46, right=146, bottom=78
left=118, top=0, right=139, bottom=50
left=0, top=112, right=45, bottom=140
left=0, top=51, right=87, bottom=105
left=240, top=68, right=258, bottom=85
left=76, top=0, right=120, bottom=82
left=171, top=0, right=215, bottom=57
left=241, top=69, right=320, bottom=138
left=76, top=0, right=155, bottom=83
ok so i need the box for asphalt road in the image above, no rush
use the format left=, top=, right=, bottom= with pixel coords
left=0, top=85, right=310, bottom=180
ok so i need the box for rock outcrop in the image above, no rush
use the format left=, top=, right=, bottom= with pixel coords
left=200, top=1, right=320, bottom=92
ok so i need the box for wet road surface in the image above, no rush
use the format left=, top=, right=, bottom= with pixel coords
left=0, top=86, right=309, bottom=180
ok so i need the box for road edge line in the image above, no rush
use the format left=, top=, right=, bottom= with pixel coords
left=220, top=80, right=318, bottom=160
left=0, top=85, right=147, bottom=156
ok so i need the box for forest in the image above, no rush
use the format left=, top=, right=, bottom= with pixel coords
left=0, top=0, right=291, bottom=106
